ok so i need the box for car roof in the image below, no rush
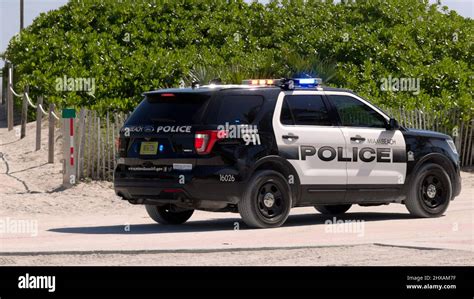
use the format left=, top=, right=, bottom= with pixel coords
left=143, top=85, right=354, bottom=96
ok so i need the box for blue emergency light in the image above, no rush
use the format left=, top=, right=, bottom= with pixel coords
left=292, top=78, right=323, bottom=88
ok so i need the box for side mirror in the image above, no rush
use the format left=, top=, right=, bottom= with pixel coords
left=387, top=118, right=400, bottom=130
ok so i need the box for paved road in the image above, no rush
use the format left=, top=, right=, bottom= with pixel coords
left=1, top=172, right=472, bottom=254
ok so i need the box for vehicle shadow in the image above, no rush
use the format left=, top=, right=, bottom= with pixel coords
left=48, top=212, right=415, bottom=235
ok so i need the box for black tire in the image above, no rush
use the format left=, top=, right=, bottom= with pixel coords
left=145, top=204, right=194, bottom=224
left=315, top=204, right=352, bottom=215
left=238, top=170, right=292, bottom=228
left=405, top=163, right=452, bottom=218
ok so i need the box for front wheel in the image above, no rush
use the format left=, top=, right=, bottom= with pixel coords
left=238, top=170, right=292, bottom=228
left=315, top=204, right=352, bottom=215
left=405, top=163, right=452, bottom=218
left=145, top=204, right=194, bottom=224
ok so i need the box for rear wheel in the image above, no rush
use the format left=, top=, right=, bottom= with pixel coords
left=315, top=204, right=352, bottom=215
left=238, top=170, right=292, bottom=228
left=405, top=163, right=451, bottom=218
left=145, top=204, right=194, bottom=224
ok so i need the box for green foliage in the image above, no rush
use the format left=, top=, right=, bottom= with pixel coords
left=4, top=0, right=473, bottom=119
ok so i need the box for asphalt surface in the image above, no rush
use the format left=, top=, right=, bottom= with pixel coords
left=1, top=189, right=473, bottom=254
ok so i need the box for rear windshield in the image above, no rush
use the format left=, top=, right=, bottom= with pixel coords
left=125, top=93, right=210, bottom=125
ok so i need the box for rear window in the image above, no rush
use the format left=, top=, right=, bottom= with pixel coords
left=206, top=95, right=264, bottom=124
left=125, top=93, right=210, bottom=125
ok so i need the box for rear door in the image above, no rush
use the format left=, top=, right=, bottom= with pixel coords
left=272, top=91, right=347, bottom=201
left=326, top=92, right=407, bottom=186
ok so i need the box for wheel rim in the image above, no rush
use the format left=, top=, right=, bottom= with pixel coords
left=419, top=174, right=447, bottom=209
left=256, top=182, right=284, bottom=219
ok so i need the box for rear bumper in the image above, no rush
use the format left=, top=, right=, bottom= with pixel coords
left=114, top=173, right=243, bottom=205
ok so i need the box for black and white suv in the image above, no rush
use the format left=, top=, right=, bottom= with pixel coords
left=114, top=78, right=462, bottom=228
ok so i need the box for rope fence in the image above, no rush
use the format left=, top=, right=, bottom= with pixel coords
left=9, top=86, right=60, bottom=120
left=4, top=63, right=59, bottom=165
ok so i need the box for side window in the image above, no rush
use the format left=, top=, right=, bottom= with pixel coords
left=280, top=99, right=294, bottom=125
left=214, top=95, right=264, bottom=124
left=280, top=95, right=332, bottom=126
left=329, top=95, right=387, bottom=128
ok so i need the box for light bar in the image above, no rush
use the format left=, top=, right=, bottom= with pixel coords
left=242, top=77, right=322, bottom=89
left=242, top=79, right=278, bottom=86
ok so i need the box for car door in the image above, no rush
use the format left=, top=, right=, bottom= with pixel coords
left=272, top=90, right=348, bottom=202
left=326, top=92, right=407, bottom=187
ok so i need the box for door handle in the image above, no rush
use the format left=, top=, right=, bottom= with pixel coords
left=282, top=135, right=299, bottom=140
left=350, top=136, right=366, bottom=142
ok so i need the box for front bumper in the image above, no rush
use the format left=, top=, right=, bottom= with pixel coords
left=452, top=168, right=462, bottom=198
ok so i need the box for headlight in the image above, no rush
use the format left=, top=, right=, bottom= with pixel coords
left=446, top=139, right=458, bottom=155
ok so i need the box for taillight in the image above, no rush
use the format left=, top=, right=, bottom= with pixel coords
left=195, top=130, right=224, bottom=155
left=116, top=137, right=127, bottom=157
left=115, top=137, right=121, bottom=152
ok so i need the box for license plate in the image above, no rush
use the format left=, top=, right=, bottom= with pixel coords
left=173, top=163, right=193, bottom=171
left=140, top=142, right=158, bottom=155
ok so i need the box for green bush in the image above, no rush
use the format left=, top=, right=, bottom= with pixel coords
left=3, top=0, right=473, bottom=120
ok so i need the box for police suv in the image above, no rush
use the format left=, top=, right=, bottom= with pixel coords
left=114, top=78, right=461, bottom=228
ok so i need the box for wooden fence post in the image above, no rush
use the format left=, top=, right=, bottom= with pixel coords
left=35, top=96, right=43, bottom=151
left=112, top=113, right=116, bottom=179
left=7, top=64, right=14, bottom=131
left=86, top=110, right=92, bottom=178
left=48, top=103, right=55, bottom=164
left=106, top=112, right=111, bottom=180
left=462, top=119, right=473, bottom=167
left=469, top=120, right=474, bottom=166
left=20, top=85, right=28, bottom=139
left=97, top=116, right=101, bottom=180
left=76, top=109, right=86, bottom=180
left=453, top=111, right=461, bottom=155
left=101, top=115, right=106, bottom=180
left=90, top=111, right=96, bottom=179
left=1, top=67, right=6, bottom=105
